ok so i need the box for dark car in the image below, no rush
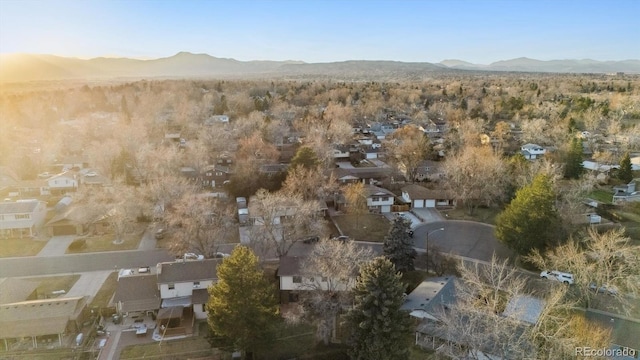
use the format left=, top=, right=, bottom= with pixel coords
left=301, top=236, right=320, bottom=244
left=332, top=235, right=350, bottom=242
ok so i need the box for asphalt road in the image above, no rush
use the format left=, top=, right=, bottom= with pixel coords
left=411, top=220, right=515, bottom=262
left=0, top=249, right=174, bottom=277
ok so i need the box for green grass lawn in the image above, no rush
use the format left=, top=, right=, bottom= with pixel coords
left=0, top=237, right=47, bottom=257
left=332, top=214, right=391, bottom=242
left=588, top=189, right=613, bottom=204
left=441, top=206, right=501, bottom=225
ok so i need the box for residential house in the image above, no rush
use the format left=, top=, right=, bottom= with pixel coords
left=332, top=144, right=352, bottom=160
left=277, top=256, right=356, bottom=304
left=201, top=165, right=231, bottom=188
left=359, top=145, right=382, bottom=160
left=259, top=163, right=288, bottom=176
left=47, top=171, right=78, bottom=195
left=45, top=206, right=88, bottom=236
left=57, top=156, right=88, bottom=171
left=401, top=184, right=456, bottom=208
left=329, top=166, right=392, bottom=185
left=156, top=259, right=220, bottom=322
left=0, top=200, right=47, bottom=238
left=0, top=296, right=89, bottom=349
left=79, top=169, right=111, bottom=187
left=613, top=180, right=640, bottom=204
left=520, top=143, right=546, bottom=160
left=364, top=184, right=395, bottom=213
left=9, top=179, right=50, bottom=197
left=414, top=160, right=444, bottom=182
left=113, top=269, right=161, bottom=316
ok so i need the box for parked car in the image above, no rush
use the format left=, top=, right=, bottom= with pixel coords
left=301, top=235, right=320, bottom=244
left=589, top=283, right=618, bottom=295
left=183, top=253, right=205, bottom=260
left=214, top=252, right=230, bottom=258
left=154, top=228, right=166, bottom=239
left=540, top=270, right=574, bottom=285
left=331, top=235, right=350, bottom=242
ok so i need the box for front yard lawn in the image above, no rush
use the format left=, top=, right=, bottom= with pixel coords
left=588, top=189, right=613, bottom=204
left=0, top=237, right=47, bottom=257
left=332, top=214, right=391, bottom=242
left=66, top=224, right=146, bottom=253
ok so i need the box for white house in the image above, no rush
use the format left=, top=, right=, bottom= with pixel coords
left=206, top=115, right=229, bottom=124
left=332, top=145, right=351, bottom=159
left=47, top=171, right=78, bottom=195
left=401, top=184, right=455, bottom=208
left=277, top=256, right=356, bottom=304
left=0, top=200, right=47, bottom=238
left=364, top=184, right=395, bottom=213
left=520, top=143, right=546, bottom=160
left=156, top=259, right=220, bottom=320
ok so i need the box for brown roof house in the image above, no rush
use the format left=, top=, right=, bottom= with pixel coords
left=0, top=296, right=89, bottom=349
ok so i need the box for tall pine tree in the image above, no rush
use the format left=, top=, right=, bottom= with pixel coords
left=618, top=152, right=633, bottom=183
left=207, top=246, right=279, bottom=359
left=347, top=257, right=413, bottom=360
left=564, top=137, right=584, bottom=179
left=383, top=217, right=417, bottom=273
left=495, top=174, right=561, bottom=255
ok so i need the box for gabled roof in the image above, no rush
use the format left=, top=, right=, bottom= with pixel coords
left=402, top=184, right=454, bottom=200
left=401, top=276, right=458, bottom=318
left=0, top=278, right=38, bottom=304
left=0, top=200, right=42, bottom=215
left=502, top=295, right=544, bottom=325
left=157, top=259, right=220, bottom=284
left=364, top=184, right=395, bottom=198
left=113, top=274, right=160, bottom=313
left=0, top=296, right=87, bottom=338
left=277, top=256, right=303, bottom=277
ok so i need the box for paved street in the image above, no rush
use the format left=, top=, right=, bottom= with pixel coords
left=411, top=220, right=514, bottom=263
left=0, top=249, right=174, bottom=278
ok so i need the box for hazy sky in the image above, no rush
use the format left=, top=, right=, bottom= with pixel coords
left=1, top=0, right=638, bottom=64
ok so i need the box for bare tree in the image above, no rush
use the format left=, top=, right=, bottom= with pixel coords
left=247, top=189, right=326, bottom=258
left=442, top=146, right=508, bottom=215
left=296, top=239, right=373, bottom=345
left=343, top=182, right=368, bottom=227
left=384, top=125, right=430, bottom=182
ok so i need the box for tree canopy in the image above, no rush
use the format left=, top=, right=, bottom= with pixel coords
left=383, top=217, right=417, bottom=273
left=495, top=174, right=561, bottom=255
left=289, top=146, right=320, bottom=170
left=618, top=152, right=633, bottom=183
left=347, top=257, right=412, bottom=360
left=564, top=137, right=584, bottom=179
left=207, top=246, right=279, bottom=358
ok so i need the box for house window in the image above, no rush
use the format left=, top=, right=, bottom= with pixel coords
left=381, top=197, right=389, bottom=201
left=168, top=283, right=175, bottom=290
left=215, top=172, right=223, bottom=176
left=293, top=276, right=302, bottom=283
left=371, top=196, right=380, bottom=202
left=15, top=214, right=30, bottom=220
left=193, top=281, right=200, bottom=288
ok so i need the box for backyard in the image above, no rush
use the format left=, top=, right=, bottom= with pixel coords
left=332, top=214, right=391, bottom=242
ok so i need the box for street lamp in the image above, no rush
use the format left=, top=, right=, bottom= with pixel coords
left=426, top=227, right=445, bottom=274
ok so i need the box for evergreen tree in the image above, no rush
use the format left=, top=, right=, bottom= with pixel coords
left=347, top=257, right=412, bottom=360
left=495, top=174, right=561, bottom=255
left=207, top=246, right=279, bottom=358
left=618, top=152, right=633, bottom=183
left=564, top=137, right=584, bottom=179
left=289, top=146, right=319, bottom=170
left=383, top=217, right=417, bottom=273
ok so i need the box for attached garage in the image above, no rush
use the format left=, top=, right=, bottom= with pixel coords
left=51, top=224, right=77, bottom=236
left=413, top=199, right=425, bottom=208
left=425, top=200, right=436, bottom=208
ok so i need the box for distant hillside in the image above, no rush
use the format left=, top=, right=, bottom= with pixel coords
left=1, top=52, right=638, bottom=83
left=439, top=57, right=640, bottom=74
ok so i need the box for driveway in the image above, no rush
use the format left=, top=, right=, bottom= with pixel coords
left=37, top=235, right=76, bottom=257
left=411, top=220, right=514, bottom=263
left=65, top=270, right=112, bottom=302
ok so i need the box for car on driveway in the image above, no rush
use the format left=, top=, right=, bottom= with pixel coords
left=154, top=228, right=166, bottom=239
left=589, top=283, right=618, bottom=295
left=214, top=252, right=230, bottom=258
left=540, top=270, right=574, bottom=285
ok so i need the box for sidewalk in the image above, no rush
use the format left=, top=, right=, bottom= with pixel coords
left=36, top=235, right=76, bottom=256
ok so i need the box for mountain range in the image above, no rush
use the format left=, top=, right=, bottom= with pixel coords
left=1, top=52, right=638, bottom=83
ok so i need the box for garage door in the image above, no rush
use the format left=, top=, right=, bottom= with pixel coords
left=52, top=225, right=76, bottom=236
left=414, top=200, right=425, bottom=208
left=425, top=200, right=436, bottom=208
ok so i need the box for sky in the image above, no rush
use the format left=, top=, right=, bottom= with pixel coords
left=0, top=0, right=638, bottom=64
